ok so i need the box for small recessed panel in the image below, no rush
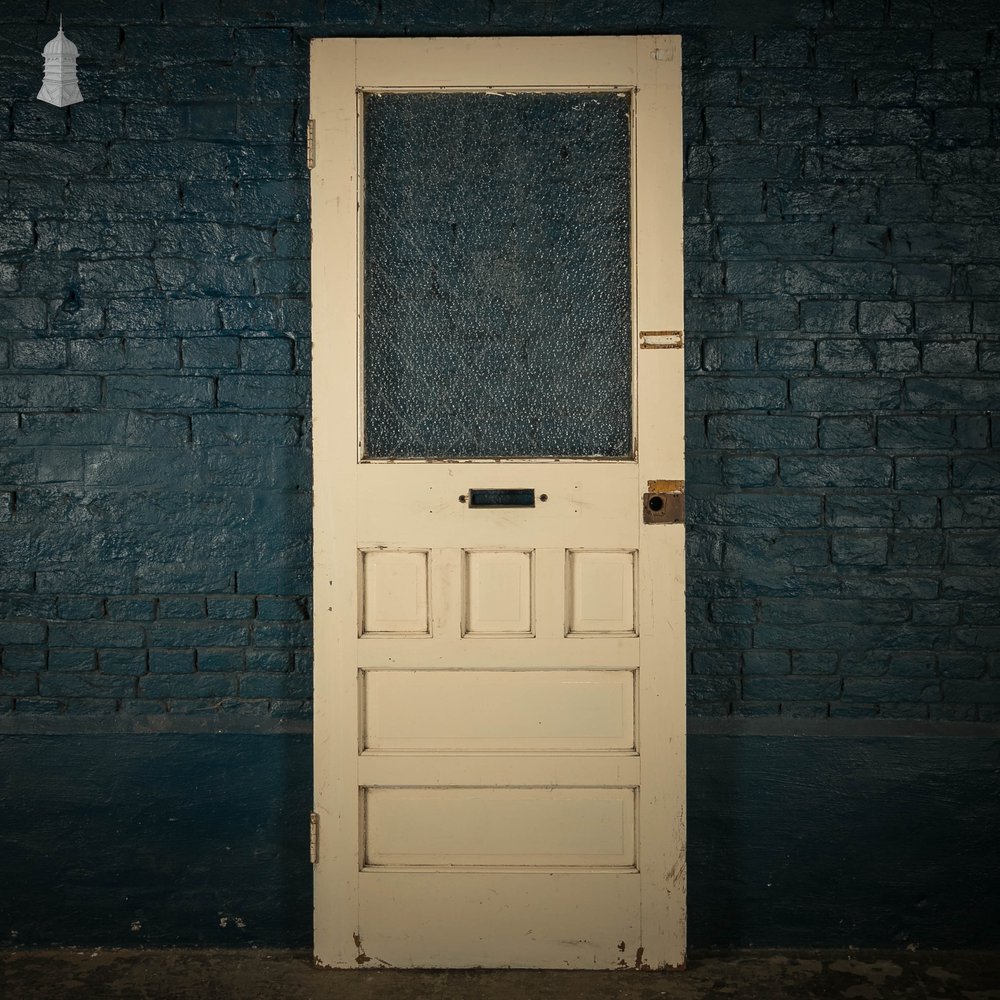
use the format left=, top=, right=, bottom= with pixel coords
left=567, top=550, right=637, bottom=636
left=364, top=787, right=635, bottom=868
left=464, top=550, right=533, bottom=635
left=363, top=669, right=634, bottom=751
left=361, top=550, right=430, bottom=635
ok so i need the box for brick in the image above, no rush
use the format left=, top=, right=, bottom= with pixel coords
left=240, top=337, right=295, bottom=372
left=757, top=340, right=814, bottom=372
left=57, top=597, right=103, bottom=620
left=720, top=223, right=831, bottom=257
left=782, top=456, right=891, bottom=488
left=742, top=650, right=791, bottom=675
left=47, top=622, right=143, bottom=648
left=739, top=69, right=852, bottom=105
left=145, top=622, right=249, bottom=648
left=941, top=681, right=1000, bottom=704
left=0, top=375, right=101, bottom=409
left=937, top=653, right=986, bottom=679
left=858, top=301, right=912, bottom=337
left=207, top=597, right=255, bottom=619
left=942, top=496, right=1000, bottom=528
left=105, top=375, right=214, bottom=409
left=688, top=676, right=739, bottom=702
left=687, top=376, right=787, bottom=411
left=914, top=302, right=971, bottom=336
left=0, top=622, right=46, bottom=645
left=792, top=378, right=900, bottom=412
left=921, top=341, right=977, bottom=374
left=816, top=340, right=875, bottom=373
left=182, top=337, right=241, bottom=370
left=722, top=456, right=776, bottom=487
left=889, top=531, right=943, bottom=566
left=149, top=649, right=196, bottom=674
left=792, top=651, right=838, bottom=675
left=827, top=496, right=894, bottom=528
left=139, top=673, right=237, bottom=698
left=157, top=597, right=206, bottom=620
left=743, top=676, right=841, bottom=701
left=878, top=415, right=954, bottom=450
left=800, top=300, right=857, bottom=335
left=3, top=649, right=46, bottom=672
left=768, top=181, right=874, bottom=218
left=239, top=672, right=310, bottom=699
left=99, top=650, right=147, bottom=676
left=706, top=181, right=764, bottom=216
left=217, top=375, right=307, bottom=410
left=904, top=378, right=995, bottom=410
left=703, top=338, right=756, bottom=371
left=895, top=456, right=950, bottom=491
left=741, top=298, right=798, bottom=332
left=196, top=649, right=245, bottom=671
left=819, top=416, right=875, bottom=449
left=39, top=673, right=136, bottom=698
left=832, top=534, right=888, bottom=566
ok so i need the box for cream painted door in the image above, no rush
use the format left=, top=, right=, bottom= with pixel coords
left=311, top=36, right=685, bottom=970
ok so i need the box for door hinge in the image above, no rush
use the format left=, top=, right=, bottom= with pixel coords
left=307, top=119, right=316, bottom=170
left=309, top=811, right=319, bottom=864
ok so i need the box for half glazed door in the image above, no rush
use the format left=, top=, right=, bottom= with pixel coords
left=311, top=36, right=685, bottom=970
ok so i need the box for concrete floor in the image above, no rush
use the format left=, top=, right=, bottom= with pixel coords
left=1, top=950, right=998, bottom=1000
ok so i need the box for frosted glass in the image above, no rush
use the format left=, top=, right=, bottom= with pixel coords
left=363, top=91, right=632, bottom=459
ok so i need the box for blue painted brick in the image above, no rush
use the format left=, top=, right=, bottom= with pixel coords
left=832, top=533, right=889, bottom=566
left=691, top=651, right=741, bottom=675
left=688, top=376, right=787, bottom=411
left=40, top=673, right=136, bottom=698
left=57, top=598, right=104, bottom=621
left=742, top=650, right=791, bottom=675
left=743, top=676, right=841, bottom=701
left=197, top=649, right=245, bottom=672
left=895, top=456, right=950, bottom=491
left=782, top=456, right=891, bottom=488
left=206, top=597, right=255, bottom=619
left=707, top=414, right=816, bottom=449
left=0, top=622, right=46, bottom=645
left=792, top=651, right=838, bottom=675
left=99, top=650, right=147, bottom=676
left=3, top=649, right=46, bottom=672
left=140, top=673, right=237, bottom=698
left=792, top=377, right=899, bottom=412
left=157, top=597, right=206, bottom=620
left=819, top=416, right=876, bottom=449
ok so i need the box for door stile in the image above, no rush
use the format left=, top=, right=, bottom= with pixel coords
left=312, top=38, right=363, bottom=968
left=635, top=36, right=686, bottom=969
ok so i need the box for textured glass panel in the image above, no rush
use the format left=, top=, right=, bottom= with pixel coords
left=363, top=91, right=632, bottom=459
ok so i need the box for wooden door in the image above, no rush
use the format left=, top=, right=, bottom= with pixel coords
left=311, top=36, right=685, bottom=970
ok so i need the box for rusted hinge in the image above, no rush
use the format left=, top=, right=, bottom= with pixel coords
left=307, top=120, right=316, bottom=170
left=309, top=811, right=319, bottom=864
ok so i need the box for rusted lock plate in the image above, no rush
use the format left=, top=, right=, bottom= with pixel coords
left=643, top=490, right=684, bottom=525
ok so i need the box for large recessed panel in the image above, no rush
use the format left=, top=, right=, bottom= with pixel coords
left=364, top=787, right=635, bottom=867
left=566, top=550, right=637, bottom=636
left=360, top=550, right=430, bottom=635
left=464, top=550, right=533, bottom=635
left=362, top=90, right=633, bottom=459
left=363, top=669, right=635, bottom=751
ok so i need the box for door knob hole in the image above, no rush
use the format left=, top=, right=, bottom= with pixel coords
left=648, top=495, right=665, bottom=512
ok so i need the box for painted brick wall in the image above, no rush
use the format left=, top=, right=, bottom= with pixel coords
left=1, top=0, right=997, bottom=725
left=682, top=3, right=1000, bottom=722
